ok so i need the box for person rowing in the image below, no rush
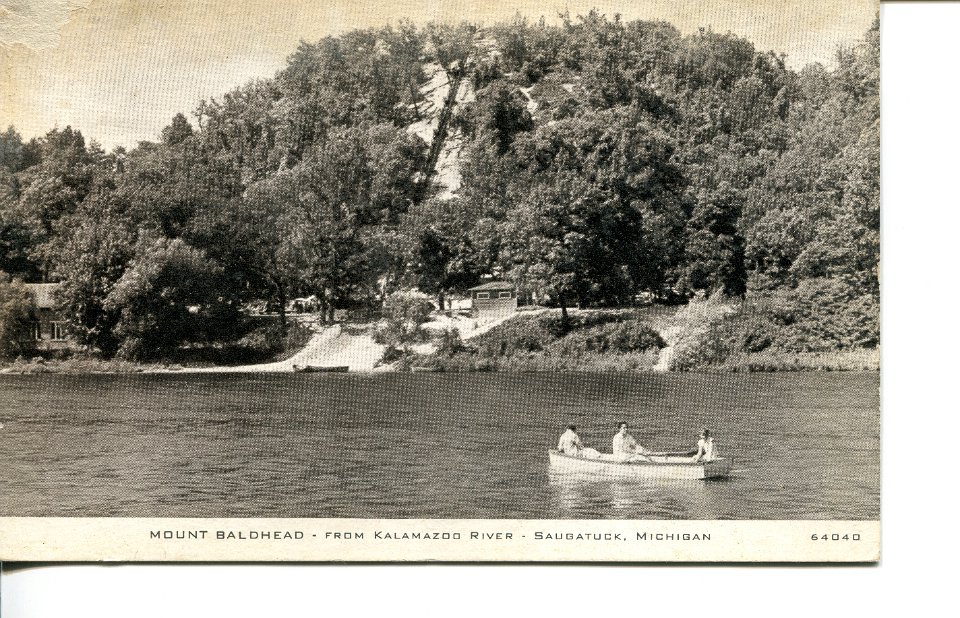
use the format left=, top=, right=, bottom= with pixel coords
left=612, top=422, right=652, bottom=462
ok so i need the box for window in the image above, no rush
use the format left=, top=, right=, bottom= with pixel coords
left=476, top=292, right=490, bottom=300
left=51, top=322, right=67, bottom=341
left=498, top=291, right=512, bottom=299
left=32, top=322, right=42, bottom=341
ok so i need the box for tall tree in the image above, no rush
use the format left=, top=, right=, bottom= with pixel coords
left=681, top=183, right=746, bottom=296
left=8, top=127, right=98, bottom=278
left=104, top=237, right=230, bottom=360
left=743, top=18, right=879, bottom=297
left=501, top=107, right=687, bottom=314
left=0, top=127, right=26, bottom=173
left=161, top=113, right=194, bottom=146
left=264, top=124, right=426, bottom=322
left=402, top=197, right=485, bottom=309
left=0, top=274, right=34, bottom=359
left=55, top=187, right=136, bottom=356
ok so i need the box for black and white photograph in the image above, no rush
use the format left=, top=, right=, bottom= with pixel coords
left=0, top=0, right=879, bottom=562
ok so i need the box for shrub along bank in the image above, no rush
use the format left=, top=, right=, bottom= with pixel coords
left=668, top=281, right=880, bottom=372
left=1, top=317, right=315, bottom=373
left=402, top=278, right=879, bottom=373
left=404, top=311, right=666, bottom=372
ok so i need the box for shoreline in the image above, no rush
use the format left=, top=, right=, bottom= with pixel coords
left=0, top=349, right=880, bottom=376
left=0, top=303, right=880, bottom=376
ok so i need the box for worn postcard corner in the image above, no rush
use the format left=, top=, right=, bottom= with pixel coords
left=0, top=0, right=879, bottom=563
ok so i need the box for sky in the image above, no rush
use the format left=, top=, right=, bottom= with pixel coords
left=0, top=0, right=878, bottom=149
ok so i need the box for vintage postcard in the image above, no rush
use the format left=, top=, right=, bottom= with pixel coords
left=0, top=0, right=879, bottom=562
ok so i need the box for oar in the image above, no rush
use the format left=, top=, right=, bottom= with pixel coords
left=648, top=449, right=698, bottom=457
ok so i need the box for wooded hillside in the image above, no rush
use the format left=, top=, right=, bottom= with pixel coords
left=0, top=12, right=879, bottom=360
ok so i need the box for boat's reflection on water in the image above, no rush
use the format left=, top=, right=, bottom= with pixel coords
left=547, top=468, right=732, bottom=519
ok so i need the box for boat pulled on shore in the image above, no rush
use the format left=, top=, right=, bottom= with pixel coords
left=292, top=364, right=349, bottom=373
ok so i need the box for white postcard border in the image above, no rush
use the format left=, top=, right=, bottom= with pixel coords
left=0, top=518, right=879, bottom=562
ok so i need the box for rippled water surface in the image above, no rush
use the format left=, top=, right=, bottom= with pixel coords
left=0, top=372, right=879, bottom=519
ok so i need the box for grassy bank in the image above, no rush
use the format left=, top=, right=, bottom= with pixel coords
left=690, top=348, right=880, bottom=373
left=404, top=310, right=666, bottom=373
left=406, top=349, right=661, bottom=373
left=402, top=292, right=879, bottom=373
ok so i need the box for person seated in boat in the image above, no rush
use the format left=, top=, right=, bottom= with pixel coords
left=693, top=428, right=718, bottom=462
left=613, top=422, right=652, bottom=462
left=557, top=425, right=601, bottom=458
left=557, top=425, right=584, bottom=456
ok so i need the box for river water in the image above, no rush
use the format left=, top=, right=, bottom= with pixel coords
left=0, top=372, right=879, bottom=519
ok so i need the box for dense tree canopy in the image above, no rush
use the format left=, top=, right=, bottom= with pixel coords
left=0, top=14, right=879, bottom=357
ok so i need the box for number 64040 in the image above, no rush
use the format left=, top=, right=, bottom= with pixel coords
left=810, top=533, right=860, bottom=541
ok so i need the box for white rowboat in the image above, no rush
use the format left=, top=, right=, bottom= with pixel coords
left=548, top=449, right=732, bottom=480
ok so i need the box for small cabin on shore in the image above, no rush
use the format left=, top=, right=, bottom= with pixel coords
left=22, top=283, right=72, bottom=352
left=468, top=281, right=517, bottom=319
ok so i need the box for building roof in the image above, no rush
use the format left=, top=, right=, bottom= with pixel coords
left=24, top=283, right=62, bottom=309
left=468, top=281, right=515, bottom=292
